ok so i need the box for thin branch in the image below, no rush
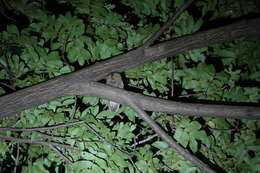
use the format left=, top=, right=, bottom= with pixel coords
left=0, top=82, right=16, bottom=90
left=13, top=144, right=20, bottom=173
left=131, top=134, right=158, bottom=147
left=69, top=96, right=78, bottom=120
left=128, top=156, right=141, bottom=173
left=37, top=132, right=100, bottom=143
left=208, top=126, right=246, bottom=132
left=126, top=100, right=216, bottom=173
left=48, top=145, right=72, bottom=164
left=0, top=120, right=85, bottom=132
left=179, top=85, right=228, bottom=98
left=171, top=56, right=175, bottom=97
left=0, top=134, right=80, bottom=151
left=142, top=0, right=195, bottom=48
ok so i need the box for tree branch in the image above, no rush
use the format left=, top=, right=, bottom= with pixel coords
left=0, top=134, right=80, bottom=151
left=131, top=134, right=158, bottom=147
left=81, top=82, right=260, bottom=120
left=0, top=120, right=85, bottom=132
left=0, top=18, right=259, bottom=117
left=48, top=145, right=73, bottom=164
left=142, top=0, right=195, bottom=48
left=126, top=99, right=216, bottom=173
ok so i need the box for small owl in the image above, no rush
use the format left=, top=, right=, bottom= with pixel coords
left=106, top=72, right=124, bottom=112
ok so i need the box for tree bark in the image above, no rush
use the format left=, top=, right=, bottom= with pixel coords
left=0, top=18, right=260, bottom=117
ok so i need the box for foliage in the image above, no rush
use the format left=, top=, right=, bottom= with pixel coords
left=0, top=0, right=259, bottom=172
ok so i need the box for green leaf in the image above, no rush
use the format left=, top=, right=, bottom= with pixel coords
left=189, top=138, right=198, bottom=153
left=95, top=157, right=107, bottom=169
left=7, top=24, right=19, bottom=37
left=91, top=164, right=104, bottom=173
left=152, top=141, right=168, bottom=149
left=82, top=152, right=97, bottom=161
left=70, top=160, right=93, bottom=171
left=63, top=98, right=75, bottom=106
left=96, top=110, right=115, bottom=119
left=115, top=122, right=134, bottom=140
left=188, top=121, right=201, bottom=131
left=174, top=128, right=189, bottom=147
left=121, top=107, right=136, bottom=122
left=110, top=152, right=128, bottom=168
left=91, top=106, right=99, bottom=116
left=82, top=97, right=99, bottom=106
left=51, top=42, right=62, bottom=50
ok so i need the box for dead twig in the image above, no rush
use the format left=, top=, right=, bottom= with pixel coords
left=0, top=134, right=80, bottom=151
left=0, top=120, right=85, bottom=132
left=48, top=145, right=72, bottom=164
left=131, top=134, right=158, bottom=147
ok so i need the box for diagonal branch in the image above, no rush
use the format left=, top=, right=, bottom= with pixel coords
left=0, top=18, right=259, bottom=117
left=142, top=0, right=195, bottom=48
left=126, top=98, right=216, bottom=173
left=48, top=145, right=73, bottom=164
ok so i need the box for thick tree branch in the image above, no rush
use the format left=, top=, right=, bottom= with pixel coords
left=0, top=18, right=260, bottom=117
left=81, top=82, right=260, bottom=120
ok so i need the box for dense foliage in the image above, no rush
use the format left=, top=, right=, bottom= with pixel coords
left=0, top=0, right=259, bottom=172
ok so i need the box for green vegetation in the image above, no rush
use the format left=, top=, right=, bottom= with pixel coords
left=0, top=0, right=259, bottom=172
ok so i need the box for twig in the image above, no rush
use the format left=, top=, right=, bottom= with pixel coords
left=131, top=134, right=158, bottom=147
left=128, top=156, right=141, bottom=173
left=0, top=134, right=80, bottom=151
left=69, top=96, right=78, bottom=120
left=84, top=123, right=132, bottom=154
left=13, top=144, right=20, bottom=173
left=208, top=126, right=246, bottom=132
left=37, top=132, right=100, bottom=143
left=4, top=113, right=20, bottom=127
left=0, top=120, right=85, bottom=132
left=171, top=57, right=175, bottom=97
left=127, top=100, right=216, bottom=173
left=142, top=0, right=195, bottom=48
left=162, top=162, right=176, bottom=172
left=179, top=85, right=228, bottom=98
left=48, top=145, right=72, bottom=164
left=0, top=82, right=16, bottom=90
left=84, top=123, right=106, bottom=141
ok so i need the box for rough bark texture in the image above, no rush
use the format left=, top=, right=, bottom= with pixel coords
left=80, top=82, right=260, bottom=120
left=0, top=18, right=260, bottom=118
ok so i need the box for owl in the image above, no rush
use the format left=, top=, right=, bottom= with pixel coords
left=106, top=72, right=124, bottom=112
